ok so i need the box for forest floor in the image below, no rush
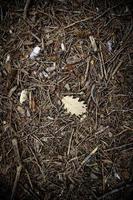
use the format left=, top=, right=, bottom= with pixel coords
left=0, top=0, right=133, bottom=199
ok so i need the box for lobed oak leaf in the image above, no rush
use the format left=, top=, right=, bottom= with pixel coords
left=62, top=96, right=87, bottom=116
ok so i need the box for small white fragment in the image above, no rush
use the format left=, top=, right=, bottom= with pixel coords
left=107, top=40, right=112, bottom=52
left=61, top=43, right=66, bottom=51
left=9, top=30, right=13, bottom=34
left=64, top=83, right=70, bottom=91
left=53, top=62, right=56, bottom=67
left=20, top=90, right=28, bottom=104
left=33, top=71, right=37, bottom=76
left=89, top=35, right=97, bottom=52
left=6, top=54, right=10, bottom=63
left=96, top=7, right=99, bottom=12
left=39, top=72, right=43, bottom=79
left=125, top=6, right=129, bottom=13
left=26, top=109, right=31, bottom=117
left=108, top=132, right=113, bottom=138
left=41, top=137, right=48, bottom=142
left=46, top=63, right=56, bottom=72
left=57, top=100, right=61, bottom=105
left=42, top=71, right=49, bottom=78
left=45, top=33, right=50, bottom=39
left=30, top=46, right=41, bottom=59
left=80, top=114, right=87, bottom=122
left=61, top=132, right=65, bottom=136
left=114, top=172, right=121, bottom=180
left=84, top=81, right=90, bottom=89
left=47, top=116, right=54, bottom=120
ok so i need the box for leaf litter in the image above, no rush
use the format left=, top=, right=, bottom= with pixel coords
left=0, top=1, right=133, bottom=200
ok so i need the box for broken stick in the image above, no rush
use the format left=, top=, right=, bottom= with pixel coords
left=11, top=138, right=22, bottom=200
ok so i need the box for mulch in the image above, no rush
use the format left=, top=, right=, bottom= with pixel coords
left=0, top=0, right=133, bottom=199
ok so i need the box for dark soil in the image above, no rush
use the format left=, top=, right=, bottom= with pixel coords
left=0, top=0, right=133, bottom=199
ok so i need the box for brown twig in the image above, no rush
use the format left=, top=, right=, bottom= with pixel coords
left=11, top=138, right=22, bottom=200
left=84, top=56, right=91, bottom=84
left=67, top=129, right=74, bottom=156
left=23, top=0, right=31, bottom=19
left=64, top=16, right=93, bottom=29
left=10, top=165, right=22, bottom=200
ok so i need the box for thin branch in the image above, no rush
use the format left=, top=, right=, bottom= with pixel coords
left=23, top=0, right=31, bottom=19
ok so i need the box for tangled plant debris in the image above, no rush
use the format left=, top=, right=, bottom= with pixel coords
left=0, top=0, right=133, bottom=199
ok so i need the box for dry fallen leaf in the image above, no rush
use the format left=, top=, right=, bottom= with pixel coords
left=20, top=90, right=28, bottom=104
left=62, top=96, right=87, bottom=116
